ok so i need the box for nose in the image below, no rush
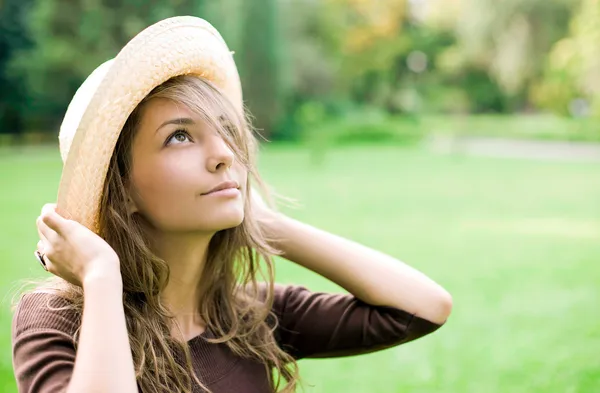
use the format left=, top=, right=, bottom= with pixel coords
left=206, top=134, right=235, bottom=173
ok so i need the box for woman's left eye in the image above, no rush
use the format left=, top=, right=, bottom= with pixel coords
left=166, top=130, right=192, bottom=146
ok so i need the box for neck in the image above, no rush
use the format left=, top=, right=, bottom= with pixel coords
left=149, top=230, right=212, bottom=322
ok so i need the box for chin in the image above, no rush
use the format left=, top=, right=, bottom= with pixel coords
left=217, top=218, right=244, bottom=231
left=212, top=211, right=245, bottom=231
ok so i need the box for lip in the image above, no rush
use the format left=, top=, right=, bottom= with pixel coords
left=204, top=188, right=241, bottom=198
left=202, top=180, right=240, bottom=196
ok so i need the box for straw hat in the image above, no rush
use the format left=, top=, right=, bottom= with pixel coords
left=56, top=16, right=242, bottom=234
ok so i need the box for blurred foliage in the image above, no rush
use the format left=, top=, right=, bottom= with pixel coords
left=0, top=0, right=34, bottom=137
left=5, top=0, right=212, bottom=132
left=238, top=0, right=284, bottom=136
left=531, top=0, right=600, bottom=117
left=0, top=0, right=599, bottom=141
left=424, top=0, right=575, bottom=110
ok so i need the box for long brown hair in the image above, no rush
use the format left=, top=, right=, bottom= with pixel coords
left=33, top=75, right=300, bottom=392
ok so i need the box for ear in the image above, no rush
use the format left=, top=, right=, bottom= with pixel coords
left=125, top=181, right=139, bottom=214
left=127, top=196, right=139, bottom=214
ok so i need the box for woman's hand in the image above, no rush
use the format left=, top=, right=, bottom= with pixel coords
left=35, top=203, right=121, bottom=287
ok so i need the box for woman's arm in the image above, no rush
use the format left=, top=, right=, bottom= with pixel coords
left=264, top=214, right=452, bottom=325
left=33, top=205, right=138, bottom=393
left=11, top=270, right=137, bottom=393
left=66, top=271, right=138, bottom=393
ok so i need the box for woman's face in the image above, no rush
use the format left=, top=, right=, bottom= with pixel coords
left=127, top=98, right=247, bottom=233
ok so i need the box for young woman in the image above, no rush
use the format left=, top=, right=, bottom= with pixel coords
left=11, top=17, right=452, bottom=393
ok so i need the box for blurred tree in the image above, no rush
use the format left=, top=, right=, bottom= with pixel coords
left=201, top=0, right=243, bottom=50
left=0, top=0, right=34, bottom=137
left=237, top=0, right=284, bottom=138
left=282, top=0, right=338, bottom=103
left=323, top=0, right=410, bottom=105
left=8, top=0, right=215, bottom=132
left=1, top=0, right=591, bottom=141
left=424, top=0, right=575, bottom=107
left=531, top=0, right=600, bottom=118
left=280, top=0, right=414, bottom=116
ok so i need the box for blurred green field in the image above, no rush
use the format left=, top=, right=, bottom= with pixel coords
left=1, top=144, right=599, bottom=392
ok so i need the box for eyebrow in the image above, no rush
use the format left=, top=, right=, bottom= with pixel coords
left=155, top=117, right=196, bottom=134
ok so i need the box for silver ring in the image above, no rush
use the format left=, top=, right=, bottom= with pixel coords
left=35, top=250, right=48, bottom=271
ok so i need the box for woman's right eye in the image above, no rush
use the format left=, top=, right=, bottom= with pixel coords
left=165, top=130, right=192, bottom=146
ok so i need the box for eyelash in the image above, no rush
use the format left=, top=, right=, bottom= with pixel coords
left=165, top=129, right=192, bottom=146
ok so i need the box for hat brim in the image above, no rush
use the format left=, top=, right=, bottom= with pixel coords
left=56, top=16, right=242, bottom=233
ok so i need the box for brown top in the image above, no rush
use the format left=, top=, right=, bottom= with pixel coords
left=12, top=285, right=442, bottom=393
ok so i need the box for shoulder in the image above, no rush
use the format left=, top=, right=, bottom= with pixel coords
left=12, top=291, right=80, bottom=393
left=12, top=291, right=81, bottom=340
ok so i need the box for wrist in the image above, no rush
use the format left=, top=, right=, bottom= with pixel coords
left=262, top=213, right=293, bottom=250
left=82, top=260, right=123, bottom=291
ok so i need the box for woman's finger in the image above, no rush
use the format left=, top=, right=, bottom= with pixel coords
left=41, top=203, right=57, bottom=214
left=36, top=215, right=60, bottom=245
left=40, top=209, right=69, bottom=237
left=36, top=221, right=50, bottom=259
left=36, top=217, right=49, bottom=244
left=35, top=220, right=55, bottom=272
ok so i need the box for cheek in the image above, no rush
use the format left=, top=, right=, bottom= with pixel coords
left=234, top=164, right=249, bottom=195
left=130, top=155, right=201, bottom=223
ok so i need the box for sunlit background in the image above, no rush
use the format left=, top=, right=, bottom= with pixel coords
left=1, top=0, right=599, bottom=392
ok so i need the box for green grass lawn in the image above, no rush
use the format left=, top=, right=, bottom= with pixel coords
left=1, top=144, right=599, bottom=392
